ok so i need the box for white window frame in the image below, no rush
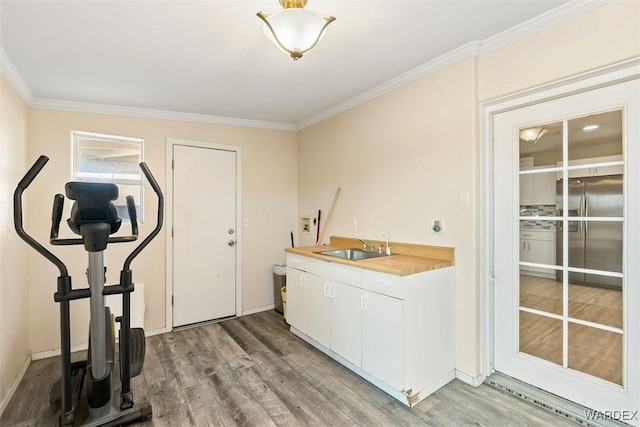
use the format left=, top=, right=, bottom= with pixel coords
left=71, top=130, right=145, bottom=223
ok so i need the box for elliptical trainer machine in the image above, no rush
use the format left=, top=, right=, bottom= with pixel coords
left=14, top=155, right=163, bottom=426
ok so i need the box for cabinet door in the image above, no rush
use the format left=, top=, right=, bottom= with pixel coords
left=519, top=173, right=534, bottom=205
left=528, top=238, right=555, bottom=266
left=286, top=268, right=305, bottom=331
left=329, top=281, right=362, bottom=367
left=287, top=268, right=330, bottom=346
left=534, top=173, right=557, bottom=205
left=304, top=273, right=331, bottom=347
left=361, top=290, right=404, bottom=390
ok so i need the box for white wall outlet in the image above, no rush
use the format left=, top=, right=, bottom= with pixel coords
left=351, top=217, right=358, bottom=230
left=427, top=219, right=445, bottom=233
left=243, top=218, right=250, bottom=227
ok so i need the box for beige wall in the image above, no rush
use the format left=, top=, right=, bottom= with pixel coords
left=27, top=110, right=298, bottom=353
left=478, top=0, right=640, bottom=102
left=298, top=58, right=480, bottom=374
left=297, top=0, right=639, bottom=379
left=0, top=75, right=30, bottom=408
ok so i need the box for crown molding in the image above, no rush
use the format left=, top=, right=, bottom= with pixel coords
left=0, top=47, right=35, bottom=105
left=296, top=0, right=613, bottom=129
left=31, top=98, right=297, bottom=131
left=296, top=41, right=482, bottom=130
left=478, top=0, right=612, bottom=54
left=2, top=0, right=613, bottom=132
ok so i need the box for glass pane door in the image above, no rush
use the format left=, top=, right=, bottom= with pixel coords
left=518, top=110, right=624, bottom=385
left=492, top=77, right=639, bottom=418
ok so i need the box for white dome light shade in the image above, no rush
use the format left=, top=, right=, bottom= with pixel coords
left=265, top=9, right=326, bottom=51
left=257, top=3, right=335, bottom=60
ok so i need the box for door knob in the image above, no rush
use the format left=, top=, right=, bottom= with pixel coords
left=228, top=240, right=236, bottom=246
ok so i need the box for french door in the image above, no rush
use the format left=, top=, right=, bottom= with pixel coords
left=493, top=78, right=639, bottom=420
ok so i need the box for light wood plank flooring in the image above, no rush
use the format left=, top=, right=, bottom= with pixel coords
left=519, top=274, right=622, bottom=384
left=1, top=310, right=578, bottom=426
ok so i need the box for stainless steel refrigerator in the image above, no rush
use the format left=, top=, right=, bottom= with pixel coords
left=556, top=175, right=623, bottom=288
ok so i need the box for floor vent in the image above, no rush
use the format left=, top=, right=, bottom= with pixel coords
left=486, top=373, right=631, bottom=427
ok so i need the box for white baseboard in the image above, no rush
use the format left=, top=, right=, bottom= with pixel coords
left=32, top=326, right=168, bottom=361
left=145, top=327, right=169, bottom=337
left=32, top=342, right=88, bottom=361
left=0, top=354, right=31, bottom=417
left=242, top=304, right=275, bottom=316
left=455, top=370, right=486, bottom=387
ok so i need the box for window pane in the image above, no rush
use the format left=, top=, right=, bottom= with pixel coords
left=520, top=270, right=562, bottom=315
left=567, top=110, right=622, bottom=163
left=73, top=132, right=144, bottom=222
left=569, top=281, right=622, bottom=329
left=519, top=221, right=559, bottom=269
left=114, top=183, right=142, bottom=221
left=519, top=120, right=563, bottom=169
left=519, top=311, right=562, bottom=366
left=568, top=322, right=622, bottom=385
left=76, top=136, right=142, bottom=178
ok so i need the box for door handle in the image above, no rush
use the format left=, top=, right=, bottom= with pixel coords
left=324, top=283, right=329, bottom=297
left=584, top=196, right=589, bottom=238
left=360, top=295, right=366, bottom=310
left=228, top=240, right=236, bottom=246
left=300, top=275, right=305, bottom=287
left=329, top=284, right=335, bottom=298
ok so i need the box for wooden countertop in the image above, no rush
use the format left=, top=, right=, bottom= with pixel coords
left=285, top=236, right=454, bottom=277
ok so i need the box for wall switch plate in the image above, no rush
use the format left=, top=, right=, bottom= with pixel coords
left=459, top=191, right=470, bottom=209
left=351, top=218, right=358, bottom=230
left=243, top=218, right=250, bottom=227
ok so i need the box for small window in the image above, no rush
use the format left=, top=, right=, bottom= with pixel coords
left=72, top=131, right=144, bottom=222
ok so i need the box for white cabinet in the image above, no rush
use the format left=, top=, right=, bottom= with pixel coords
left=556, top=154, right=623, bottom=179
left=361, top=290, right=404, bottom=390
left=286, top=253, right=455, bottom=407
left=328, top=281, right=362, bottom=366
left=520, top=230, right=555, bottom=278
left=286, top=266, right=330, bottom=347
left=519, top=166, right=556, bottom=206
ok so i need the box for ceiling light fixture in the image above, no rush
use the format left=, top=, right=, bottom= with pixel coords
left=257, top=0, right=335, bottom=60
left=583, top=124, right=599, bottom=132
left=519, top=127, right=548, bottom=143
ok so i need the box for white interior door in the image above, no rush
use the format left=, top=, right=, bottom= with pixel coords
left=172, top=144, right=237, bottom=327
left=493, top=78, right=639, bottom=420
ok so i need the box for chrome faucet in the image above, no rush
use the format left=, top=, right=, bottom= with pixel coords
left=379, top=231, right=391, bottom=255
left=354, top=238, right=375, bottom=252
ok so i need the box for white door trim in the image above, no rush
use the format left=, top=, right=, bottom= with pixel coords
left=480, top=57, right=640, bottom=378
left=165, top=138, right=243, bottom=331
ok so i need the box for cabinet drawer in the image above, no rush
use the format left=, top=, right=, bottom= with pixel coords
left=286, top=254, right=307, bottom=271
left=519, top=230, right=555, bottom=241
left=326, top=262, right=361, bottom=287
left=362, top=270, right=405, bottom=300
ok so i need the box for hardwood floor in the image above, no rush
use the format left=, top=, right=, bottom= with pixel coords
left=1, top=310, right=578, bottom=427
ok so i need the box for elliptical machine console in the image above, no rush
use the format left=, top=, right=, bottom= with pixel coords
left=14, top=155, right=163, bottom=426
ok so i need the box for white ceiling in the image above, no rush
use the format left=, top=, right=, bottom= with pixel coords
left=1, top=0, right=576, bottom=128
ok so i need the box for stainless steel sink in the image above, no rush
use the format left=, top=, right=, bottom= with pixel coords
left=315, top=248, right=387, bottom=261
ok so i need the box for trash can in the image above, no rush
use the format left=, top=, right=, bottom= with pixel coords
left=281, top=286, right=287, bottom=320
left=272, top=262, right=287, bottom=315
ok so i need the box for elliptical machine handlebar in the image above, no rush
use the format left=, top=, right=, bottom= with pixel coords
left=13, top=155, right=68, bottom=277
left=123, top=162, right=163, bottom=272
left=14, top=155, right=164, bottom=281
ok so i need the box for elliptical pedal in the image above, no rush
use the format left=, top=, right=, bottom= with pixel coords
left=120, top=327, right=146, bottom=378
left=49, top=361, right=87, bottom=414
